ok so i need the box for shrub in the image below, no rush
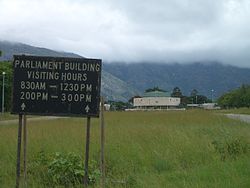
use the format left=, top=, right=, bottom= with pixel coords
left=30, top=151, right=100, bottom=187
left=212, top=138, right=249, bottom=161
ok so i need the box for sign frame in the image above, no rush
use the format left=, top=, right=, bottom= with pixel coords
left=11, top=55, right=102, bottom=117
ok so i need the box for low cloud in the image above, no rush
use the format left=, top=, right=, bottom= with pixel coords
left=0, top=0, right=250, bottom=67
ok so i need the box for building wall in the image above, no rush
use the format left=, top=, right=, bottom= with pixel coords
left=133, top=97, right=180, bottom=107
left=104, top=104, right=111, bottom=111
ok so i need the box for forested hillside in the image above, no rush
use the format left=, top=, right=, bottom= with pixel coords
left=103, top=62, right=250, bottom=99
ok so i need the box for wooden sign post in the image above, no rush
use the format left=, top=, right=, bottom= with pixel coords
left=15, top=114, right=27, bottom=188
left=84, top=117, right=91, bottom=186
left=23, top=115, right=27, bottom=187
left=100, top=97, right=105, bottom=187
left=15, top=115, right=22, bottom=188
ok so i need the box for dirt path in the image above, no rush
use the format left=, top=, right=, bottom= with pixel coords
left=225, top=114, right=250, bottom=124
left=0, top=116, right=66, bottom=125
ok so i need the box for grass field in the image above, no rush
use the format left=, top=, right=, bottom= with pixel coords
left=0, top=113, right=19, bottom=121
left=0, top=110, right=249, bottom=187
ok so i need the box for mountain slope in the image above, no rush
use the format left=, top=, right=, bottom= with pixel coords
left=0, top=41, right=138, bottom=101
left=0, top=41, right=82, bottom=61
left=103, top=62, right=250, bottom=98
left=102, top=71, right=139, bottom=101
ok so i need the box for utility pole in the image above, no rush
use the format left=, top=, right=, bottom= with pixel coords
left=211, top=89, right=214, bottom=103
left=2, top=71, right=6, bottom=114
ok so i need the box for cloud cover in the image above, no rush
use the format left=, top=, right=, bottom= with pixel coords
left=0, top=0, right=250, bottom=67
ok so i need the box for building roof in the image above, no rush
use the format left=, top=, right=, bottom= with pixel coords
left=143, top=90, right=171, bottom=97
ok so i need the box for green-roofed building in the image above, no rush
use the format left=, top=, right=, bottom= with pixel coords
left=133, top=90, right=180, bottom=110
left=142, top=90, right=171, bottom=98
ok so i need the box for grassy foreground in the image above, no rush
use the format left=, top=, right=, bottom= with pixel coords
left=0, top=110, right=249, bottom=187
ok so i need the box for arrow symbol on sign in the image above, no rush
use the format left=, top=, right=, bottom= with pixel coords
left=85, top=105, right=90, bottom=113
left=21, top=103, right=26, bottom=110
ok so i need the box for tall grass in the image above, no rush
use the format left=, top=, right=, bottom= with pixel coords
left=0, top=113, right=19, bottom=121
left=0, top=110, right=249, bottom=187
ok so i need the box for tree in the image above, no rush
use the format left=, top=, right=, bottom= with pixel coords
left=190, top=89, right=198, bottom=97
left=171, top=87, right=182, bottom=97
left=128, top=95, right=141, bottom=104
left=196, top=95, right=210, bottom=104
left=188, top=89, right=211, bottom=104
left=0, top=50, right=2, bottom=57
left=145, top=87, right=166, bottom=93
left=218, top=85, right=250, bottom=108
left=189, top=89, right=198, bottom=104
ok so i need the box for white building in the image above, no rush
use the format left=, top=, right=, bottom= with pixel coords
left=201, top=103, right=220, bottom=110
left=133, top=91, right=180, bottom=109
left=104, top=104, right=111, bottom=111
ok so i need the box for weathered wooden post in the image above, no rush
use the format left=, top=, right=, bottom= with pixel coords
left=84, top=116, right=91, bottom=186
left=16, top=114, right=23, bottom=188
left=23, top=115, right=27, bottom=187
left=100, top=97, right=105, bottom=187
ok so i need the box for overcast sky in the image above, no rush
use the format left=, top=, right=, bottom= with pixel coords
left=0, top=0, right=250, bottom=67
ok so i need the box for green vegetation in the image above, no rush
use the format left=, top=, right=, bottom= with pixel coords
left=29, top=151, right=100, bottom=186
left=0, top=110, right=249, bottom=187
left=108, top=101, right=132, bottom=111
left=0, top=113, right=18, bottom=121
left=170, top=87, right=211, bottom=107
left=218, top=85, right=250, bottom=108
left=145, top=87, right=166, bottom=92
left=171, top=86, right=183, bottom=97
